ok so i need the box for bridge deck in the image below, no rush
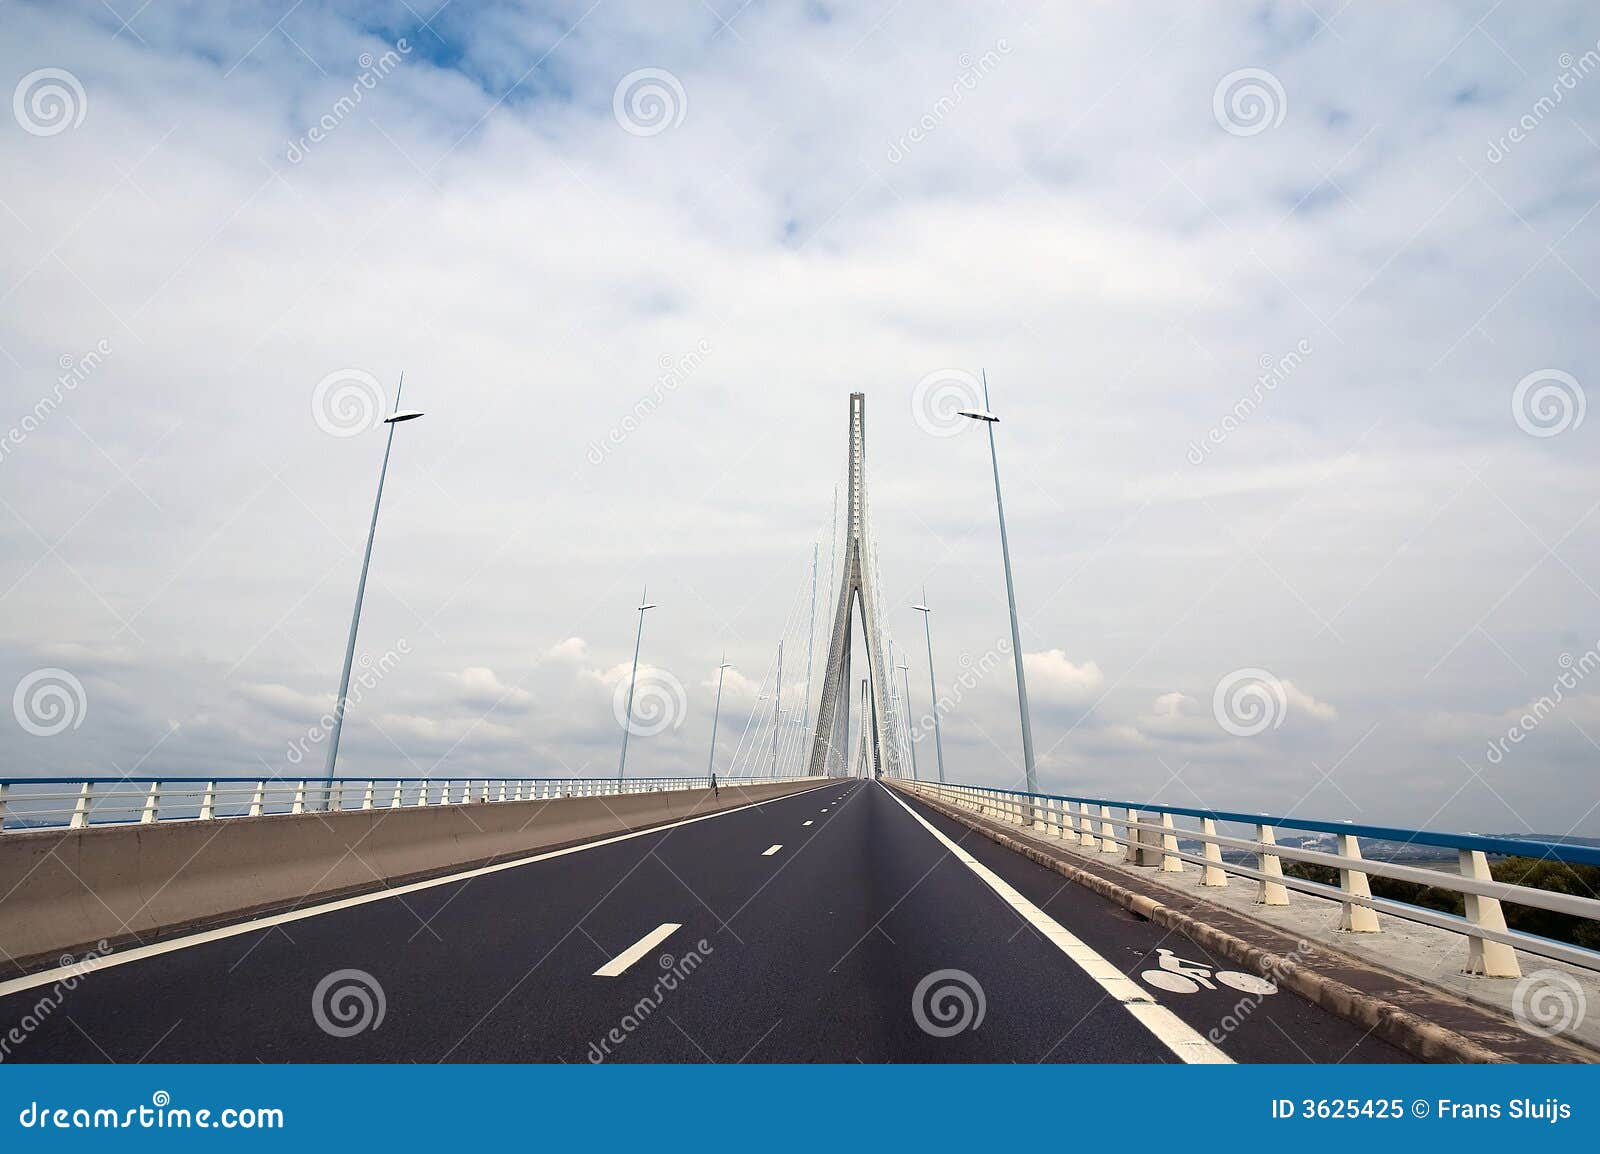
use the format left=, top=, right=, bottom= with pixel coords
left=0, top=782, right=1408, bottom=1063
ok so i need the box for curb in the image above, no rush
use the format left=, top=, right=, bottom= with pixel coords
left=892, top=783, right=1594, bottom=1065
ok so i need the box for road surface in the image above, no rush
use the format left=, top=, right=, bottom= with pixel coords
left=0, top=780, right=1408, bottom=1062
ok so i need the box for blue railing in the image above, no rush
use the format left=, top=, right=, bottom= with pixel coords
left=899, top=778, right=1600, bottom=978
left=0, top=774, right=810, bottom=831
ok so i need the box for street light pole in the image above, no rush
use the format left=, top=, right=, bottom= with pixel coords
left=617, top=587, right=657, bottom=782
left=958, top=371, right=1038, bottom=801
left=322, top=374, right=424, bottom=806
left=707, top=655, right=732, bottom=781
left=897, top=658, right=919, bottom=781
left=912, top=588, right=946, bottom=785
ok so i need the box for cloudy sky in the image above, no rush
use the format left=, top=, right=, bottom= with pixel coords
left=1, top=1, right=1598, bottom=835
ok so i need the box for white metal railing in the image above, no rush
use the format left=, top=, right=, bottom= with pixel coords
left=898, top=778, right=1600, bottom=979
left=0, top=775, right=815, bottom=834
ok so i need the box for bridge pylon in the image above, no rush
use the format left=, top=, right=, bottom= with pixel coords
left=808, top=393, right=902, bottom=779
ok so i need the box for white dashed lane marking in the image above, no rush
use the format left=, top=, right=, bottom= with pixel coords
left=594, top=922, right=681, bottom=978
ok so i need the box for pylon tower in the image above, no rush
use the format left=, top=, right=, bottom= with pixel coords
left=808, top=393, right=902, bottom=779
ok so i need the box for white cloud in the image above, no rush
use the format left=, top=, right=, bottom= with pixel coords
left=445, top=666, right=533, bottom=711
left=1282, top=681, right=1337, bottom=723
left=1022, top=650, right=1104, bottom=703
left=546, top=637, right=588, bottom=661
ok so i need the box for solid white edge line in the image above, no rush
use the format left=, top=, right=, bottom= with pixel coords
left=593, top=922, right=681, bottom=977
left=0, top=781, right=835, bottom=1000
left=879, top=783, right=1233, bottom=1065
left=762, top=844, right=783, bottom=856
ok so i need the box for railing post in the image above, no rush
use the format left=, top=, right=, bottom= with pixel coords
left=70, top=782, right=92, bottom=829
left=1200, top=817, right=1227, bottom=886
left=1255, top=824, right=1290, bottom=905
left=1159, top=812, right=1183, bottom=872
left=1336, top=833, right=1380, bottom=932
left=249, top=781, right=265, bottom=817
left=292, top=782, right=306, bottom=815
left=1099, top=804, right=1120, bottom=854
left=1078, top=803, right=1098, bottom=849
left=200, top=781, right=216, bottom=821
left=1123, top=808, right=1142, bottom=863
left=141, top=781, right=161, bottom=823
left=499, top=782, right=509, bottom=802
left=437, top=781, right=449, bottom=806
left=1458, top=849, right=1520, bottom=977
left=362, top=781, right=375, bottom=810
left=0, top=781, right=8, bottom=832
left=391, top=782, right=403, bottom=808
left=328, top=781, right=342, bottom=813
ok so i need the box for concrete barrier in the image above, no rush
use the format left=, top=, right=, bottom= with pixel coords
left=0, top=778, right=827, bottom=973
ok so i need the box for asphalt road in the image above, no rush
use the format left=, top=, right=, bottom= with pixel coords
left=0, top=780, right=1408, bottom=1063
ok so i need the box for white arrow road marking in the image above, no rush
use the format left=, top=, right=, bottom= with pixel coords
left=594, top=923, right=681, bottom=978
left=881, top=784, right=1232, bottom=1065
